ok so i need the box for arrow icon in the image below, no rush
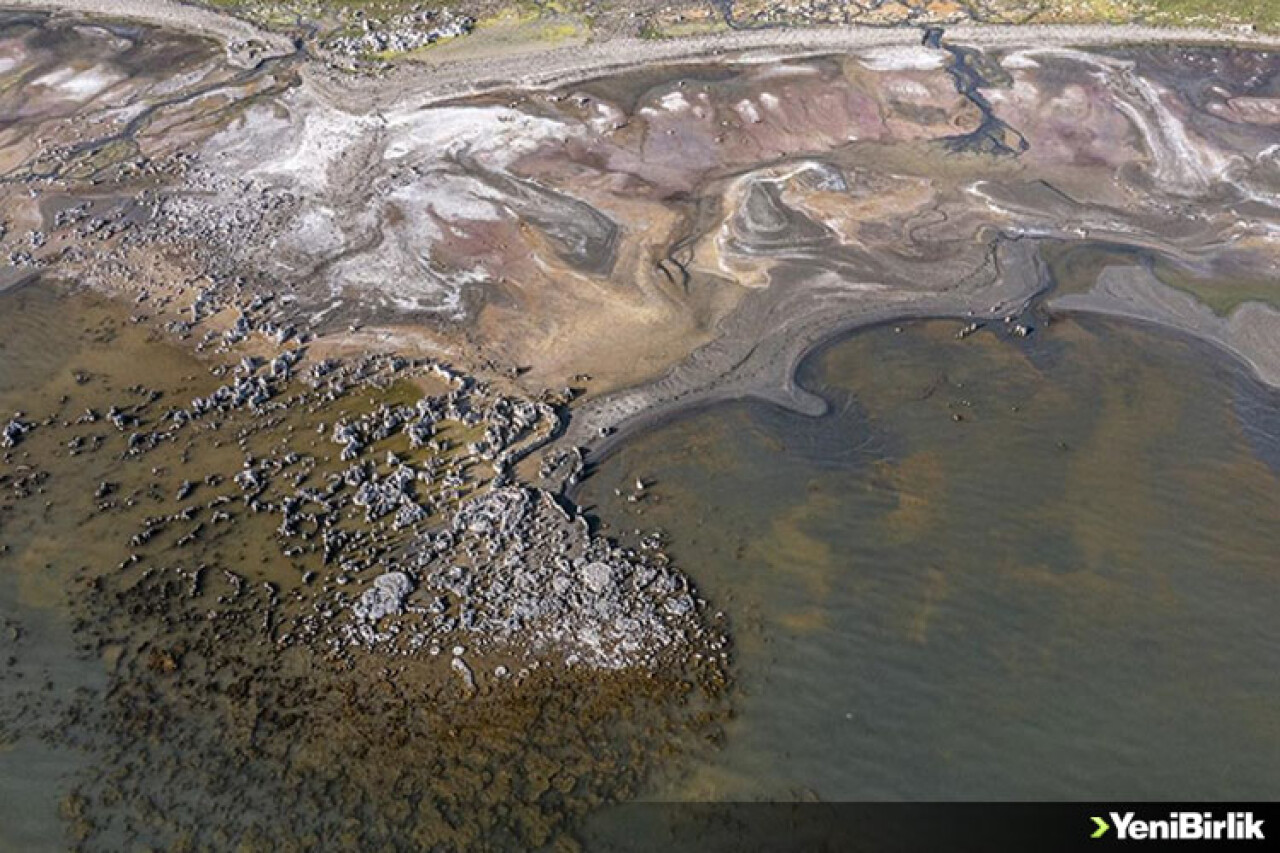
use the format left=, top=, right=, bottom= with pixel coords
left=1091, top=816, right=1110, bottom=839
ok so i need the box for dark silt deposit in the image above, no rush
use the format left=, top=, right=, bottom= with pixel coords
left=578, top=315, right=1280, bottom=810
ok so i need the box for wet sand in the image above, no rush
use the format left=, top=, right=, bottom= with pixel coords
left=1051, top=266, right=1280, bottom=388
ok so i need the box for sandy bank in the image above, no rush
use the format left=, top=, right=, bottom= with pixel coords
left=564, top=237, right=1052, bottom=464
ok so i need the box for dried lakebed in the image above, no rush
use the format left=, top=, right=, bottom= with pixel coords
left=8, top=13, right=1280, bottom=420
left=4, top=4, right=1280, bottom=848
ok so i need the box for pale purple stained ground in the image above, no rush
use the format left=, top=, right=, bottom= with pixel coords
left=6, top=21, right=1280, bottom=422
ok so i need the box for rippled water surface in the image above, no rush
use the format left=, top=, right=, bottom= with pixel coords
left=580, top=317, right=1280, bottom=802
left=0, top=283, right=196, bottom=851
left=4, top=285, right=1280, bottom=848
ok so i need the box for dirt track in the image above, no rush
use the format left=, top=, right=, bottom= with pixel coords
left=8, top=0, right=1280, bottom=101
left=312, top=22, right=1280, bottom=109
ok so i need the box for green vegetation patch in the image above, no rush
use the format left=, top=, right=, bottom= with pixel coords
left=1045, top=241, right=1280, bottom=316
left=1138, top=0, right=1280, bottom=33
left=1151, top=258, right=1280, bottom=316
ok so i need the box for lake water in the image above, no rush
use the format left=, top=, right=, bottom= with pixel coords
left=579, top=316, right=1280, bottom=803
left=4, top=284, right=1279, bottom=848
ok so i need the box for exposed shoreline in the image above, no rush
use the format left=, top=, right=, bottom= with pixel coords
left=564, top=236, right=1053, bottom=465
left=1051, top=267, right=1280, bottom=389
left=569, top=243, right=1280, bottom=465
left=8, top=0, right=1280, bottom=477
left=6, top=6, right=1280, bottom=843
left=576, top=257, right=1280, bottom=474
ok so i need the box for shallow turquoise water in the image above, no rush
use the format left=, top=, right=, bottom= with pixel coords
left=579, top=317, right=1280, bottom=801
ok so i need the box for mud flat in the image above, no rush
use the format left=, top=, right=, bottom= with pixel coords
left=562, top=236, right=1052, bottom=460
left=5, top=9, right=1280, bottom=560
left=5, top=3, right=1280, bottom=843
left=7, top=9, right=1280, bottom=441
